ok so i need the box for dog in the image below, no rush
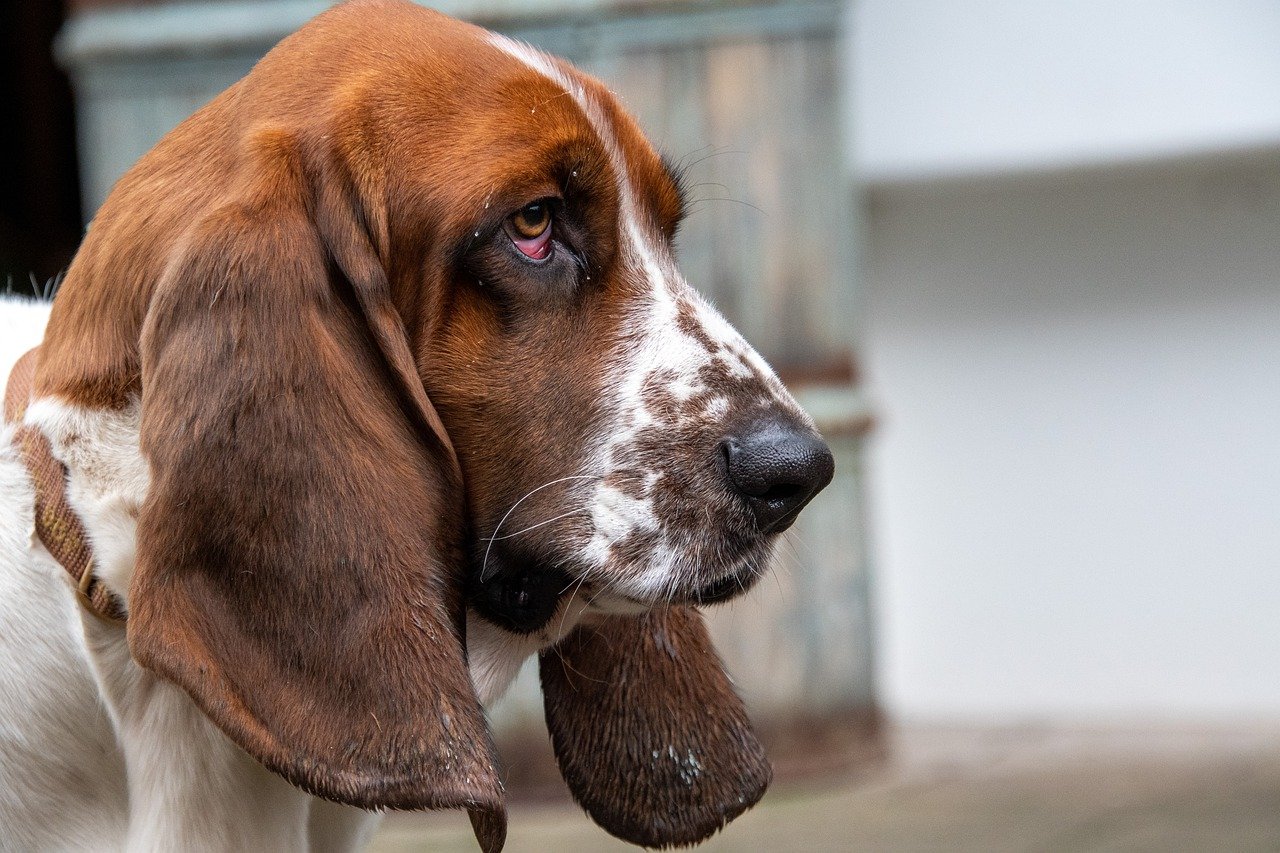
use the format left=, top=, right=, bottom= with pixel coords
left=0, top=1, right=833, bottom=850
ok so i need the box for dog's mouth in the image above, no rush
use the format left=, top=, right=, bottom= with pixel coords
left=467, top=560, right=575, bottom=635
left=468, top=535, right=773, bottom=636
left=684, top=560, right=765, bottom=605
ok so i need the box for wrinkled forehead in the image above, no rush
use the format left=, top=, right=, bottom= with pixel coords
left=422, top=29, right=682, bottom=247
left=479, top=34, right=795, bottom=400
left=491, top=39, right=689, bottom=283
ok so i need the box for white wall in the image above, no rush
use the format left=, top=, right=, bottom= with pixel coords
left=852, top=0, right=1280, bottom=181
left=852, top=1, right=1280, bottom=720
left=864, top=158, right=1280, bottom=720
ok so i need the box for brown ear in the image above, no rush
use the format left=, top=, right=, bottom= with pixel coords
left=540, top=607, right=771, bottom=847
left=131, top=134, right=504, bottom=848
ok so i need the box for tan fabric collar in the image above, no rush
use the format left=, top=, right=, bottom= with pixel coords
left=5, top=348, right=126, bottom=623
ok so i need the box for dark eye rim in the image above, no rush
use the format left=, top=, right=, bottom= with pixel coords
left=455, top=192, right=590, bottom=283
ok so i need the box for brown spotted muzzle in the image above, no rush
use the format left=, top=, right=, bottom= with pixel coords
left=720, top=416, right=834, bottom=534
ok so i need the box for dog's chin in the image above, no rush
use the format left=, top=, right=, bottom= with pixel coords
left=587, top=538, right=775, bottom=613
left=469, top=533, right=774, bottom=633
left=687, top=560, right=767, bottom=605
left=579, top=564, right=763, bottom=617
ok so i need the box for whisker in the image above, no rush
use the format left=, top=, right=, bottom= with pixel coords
left=768, top=548, right=789, bottom=595
left=558, top=570, right=589, bottom=597
left=664, top=559, right=682, bottom=607
left=676, top=146, right=746, bottom=173
left=556, top=572, right=591, bottom=638
left=584, top=578, right=620, bottom=611
left=480, top=474, right=597, bottom=582
left=687, top=196, right=766, bottom=216
left=783, top=527, right=815, bottom=559
left=480, top=507, right=590, bottom=542
left=478, top=470, right=654, bottom=582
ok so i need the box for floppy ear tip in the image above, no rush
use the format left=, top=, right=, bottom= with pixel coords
left=611, top=765, right=773, bottom=850
left=582, top=735, right=772, bottom=849
left=469, top=806, right=509, bottom=853
left=127, top=596, right=508, bottom=821
left=289, top=767, right=506, bottom=817
left=539, top=608, right=774, bottom=849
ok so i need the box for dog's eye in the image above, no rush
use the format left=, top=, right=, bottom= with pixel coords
left=510, top=201, right=551, bottom=238
left=506, top=200, right=553, bottom=260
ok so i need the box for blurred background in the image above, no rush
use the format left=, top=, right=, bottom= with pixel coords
left=3, top=0, right=1278, bottom=849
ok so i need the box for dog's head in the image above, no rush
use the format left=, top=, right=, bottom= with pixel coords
left=40, top=2, right=832, bottom=849
left=426, top=35, right=833, bottom=626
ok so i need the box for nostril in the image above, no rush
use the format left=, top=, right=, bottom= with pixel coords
left=718, top=438, right=734, bottom=477
left=758, top=482, right=802, bottom=503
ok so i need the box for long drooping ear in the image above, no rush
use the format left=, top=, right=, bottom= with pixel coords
left=540, top=607, right=771, bottom=847
left=131, top=131, right=504, bottom=849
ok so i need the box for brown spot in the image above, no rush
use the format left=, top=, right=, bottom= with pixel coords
left=673, top=295, right=722, bottom=355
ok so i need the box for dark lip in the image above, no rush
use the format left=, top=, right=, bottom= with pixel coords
left=467, top=558, right=574, bottom=635
left=471, top=518, right=774, bottom=620
left=686, top=562, right=762, bottom=605
left=763, top=502, right=805, bottom=534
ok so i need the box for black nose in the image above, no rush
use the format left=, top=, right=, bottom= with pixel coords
left=720, top=418, right=835, bottom=533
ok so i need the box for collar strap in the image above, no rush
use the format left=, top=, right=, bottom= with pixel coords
left=5, top=348, right=126, bottom=624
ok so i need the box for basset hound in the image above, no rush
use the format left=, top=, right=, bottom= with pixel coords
left=0, top=1, right=833, bottom=850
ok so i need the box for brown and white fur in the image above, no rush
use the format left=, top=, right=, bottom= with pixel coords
left=0, top=2, right=831, bottom=851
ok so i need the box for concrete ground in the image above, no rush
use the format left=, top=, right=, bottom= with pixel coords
left=369, top=724, right=1280, bottom=852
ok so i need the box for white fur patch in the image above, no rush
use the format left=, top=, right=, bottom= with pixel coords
left=24, top=397, right=148, bottom=610
left=466, top=591, right=591, bottom=705
left=0, top=429, right=131, bottom=849
left=0, top=302, right=131, bottom=846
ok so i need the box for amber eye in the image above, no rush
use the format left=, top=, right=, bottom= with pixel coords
left=509, top=201, right=552, bottom=239
left=505, top=199, right=556, bottom=261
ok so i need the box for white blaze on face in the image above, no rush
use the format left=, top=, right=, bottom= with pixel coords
left=488, top=34, right=807, bottom=599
